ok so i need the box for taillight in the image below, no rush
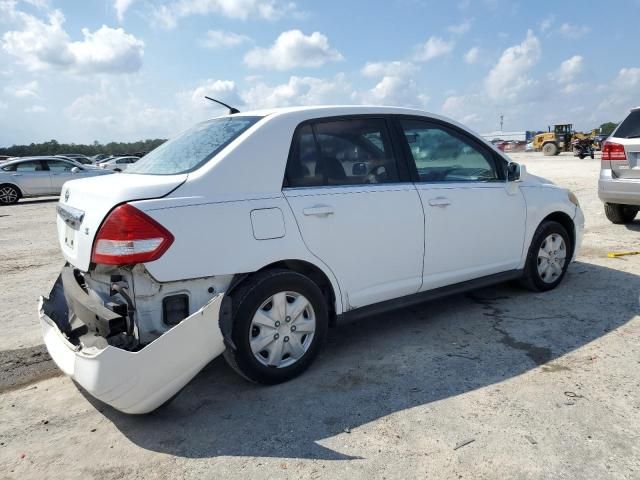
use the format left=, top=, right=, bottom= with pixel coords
left=91, top=204, right=174, bottom=265
left=602, top=141, right=627, bottom=161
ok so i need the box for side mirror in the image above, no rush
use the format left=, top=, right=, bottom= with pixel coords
left=507, top=162, right=526, bottom=182
left=70, top=166, right=81, bottom=174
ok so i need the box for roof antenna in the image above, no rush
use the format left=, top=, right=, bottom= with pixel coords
left=204, top=96, right=240, bottom=115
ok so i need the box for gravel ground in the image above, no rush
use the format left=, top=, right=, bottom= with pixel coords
left=0, top=152, right=639, bottom=479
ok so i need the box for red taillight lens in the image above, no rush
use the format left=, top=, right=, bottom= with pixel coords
left=91, top=204, right=174, bottom=265
left=602, top=141, right=627, bottom=161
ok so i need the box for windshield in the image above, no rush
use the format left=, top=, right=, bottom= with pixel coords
left=613, top=110, right=640, bottom=139
left=125, top=116, right=262, bottom=175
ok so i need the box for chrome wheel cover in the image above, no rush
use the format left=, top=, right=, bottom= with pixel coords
left=537, top=233, right=567, bottom=284
left=249, top=291, right=316, bottom=368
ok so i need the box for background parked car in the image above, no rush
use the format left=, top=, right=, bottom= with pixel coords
left=55, top=154, right=93, bottom=165
left=98, top=156, right=139, bottom=171
left=0, top=156, right=111, bottom=205
left=598, top=106, right=640, bottom=223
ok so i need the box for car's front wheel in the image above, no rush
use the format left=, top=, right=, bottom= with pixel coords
left=223, top=269, right=328, bottom=384
left=0, top=184, right=20, bottom=205
left=604, top=203, right=638, bottom=224
left=521, top=221, right=571, bottom=292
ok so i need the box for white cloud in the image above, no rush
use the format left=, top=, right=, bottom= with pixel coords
left=356, top=76, right=429, bottom=108
left=558, top=22, right=589, bottom=39
left=68, top=26, right=144, bottom=74
left=595, top=67, right=640, bottom=122
left=242, top=74, right=351, bottom=109
left=551, top=55, right=583, bottom=84
left=152, top=0, right=297, bottom=29
left=464, top=46, right=480, bottom=64
left=65, top=82, right=176, bottom=140
left=114, top=0, right=136, bottom=21
left=244, top=30, right=342, bottom=70
left=1, top=5, right=144, bottom=74
left=4, top=80, right=39, bottom=98
left=539, top=15, right=554, bottom=33
left=413, top=36, right=454, bottom=62
left=361, top=60, right=416, bottom=78
left=200, top=30, right=251, bottom=49
left=447, top=19, right=471, bottom=35
left=441, top=95, right=482, bottom=125
left=25, top=104, right=46, bottom=113
left=485, top=30, right=540, bottom=101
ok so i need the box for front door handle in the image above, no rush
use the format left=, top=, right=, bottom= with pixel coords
left=303, top=205, right=335, bottom=217
left=428, top=197, right=451, bottom=207
left=12, top=173, right=22, bottom=177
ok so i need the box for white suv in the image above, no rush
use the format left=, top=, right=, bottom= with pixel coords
left=598, top=106, right=640, bottom=223
left=40, top=106, right=584, bottom=413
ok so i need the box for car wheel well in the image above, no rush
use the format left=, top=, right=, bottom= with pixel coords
left=228, top=260, right=338, bottom=327
left=0, top=183, right=22, bottom=196
left=540, top=211, right=575, bottom=258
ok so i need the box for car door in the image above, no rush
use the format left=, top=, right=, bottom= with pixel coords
left=46, top=160, right=79, bottom=193
left=396, top=117, right=526, bottom=291
left=3, top=160, right=51, bottom=195
left=283, top=117, right=424, bottom=310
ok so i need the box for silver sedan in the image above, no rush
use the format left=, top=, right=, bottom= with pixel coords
left=0, top=157, right=111, bottom=205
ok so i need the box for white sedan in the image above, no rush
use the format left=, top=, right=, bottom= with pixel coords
left=98, top=156, right=139, bottom=171
left=40, top=106, right=584, bottom=413
left=0, top=156, right=110, bottom=205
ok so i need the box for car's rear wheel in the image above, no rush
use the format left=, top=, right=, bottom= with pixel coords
left=0, top=184, right=20, bottom=205
left=521, top=221, right=571, bottom=292
left=604, top=203, right=638, bottom=224
left=223, top=269, right=328, bottom=384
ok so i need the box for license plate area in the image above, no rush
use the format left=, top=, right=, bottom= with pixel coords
left=64, top=224, right=76, bottom=249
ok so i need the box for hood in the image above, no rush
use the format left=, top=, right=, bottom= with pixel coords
left=57, top=173, right=187, bottom=271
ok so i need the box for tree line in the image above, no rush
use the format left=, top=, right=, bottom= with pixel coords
left=0, top=139, right=166, bottom=157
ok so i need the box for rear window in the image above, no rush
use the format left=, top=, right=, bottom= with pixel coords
left=613, top=110, right=640, bottom=139
left=125, top=116, right=262, bottom=175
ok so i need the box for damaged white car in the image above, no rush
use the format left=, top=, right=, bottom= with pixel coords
left=40, top=106, right=584, bottom=413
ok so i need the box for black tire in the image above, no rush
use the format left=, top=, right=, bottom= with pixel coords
left=578, top=153, right=585, bottom=159
left=223, top=269, right=328, bottom=384
left=542, top=143, right=558, bottom=156
left=604, top=203, right=639, bottom=224
left=590, top=151, right=594, bottom=159
left=520, top=221, right=572, bottom=292
left=0, top=184, right=20, bottom=205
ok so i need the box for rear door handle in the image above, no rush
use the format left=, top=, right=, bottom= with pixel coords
left=428, top=197, right=451, bottom=207
left=303, top=205, right=335, bottom=217
left=12, top=173, right=22, bottom=177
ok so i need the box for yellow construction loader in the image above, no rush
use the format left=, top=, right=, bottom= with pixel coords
left=532, top=124, right=575, bottom=156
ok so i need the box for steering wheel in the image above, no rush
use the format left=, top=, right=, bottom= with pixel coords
left=364, top=165, right=388, bottom=184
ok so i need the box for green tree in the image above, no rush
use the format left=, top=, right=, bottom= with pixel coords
left=599, top=122, right=618, bottom=136
left=0, top=139, right=166, bottom=157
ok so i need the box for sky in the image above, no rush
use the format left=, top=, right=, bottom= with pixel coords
left=1, top=0, right=639, bottom=146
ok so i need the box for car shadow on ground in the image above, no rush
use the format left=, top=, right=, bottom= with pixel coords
left=6, top=197, right=59, bottom=207
left=84, top=260, right=639, bottom=461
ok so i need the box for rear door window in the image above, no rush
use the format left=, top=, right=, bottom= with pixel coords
left=613, top=110, right=640, bottom=139
left=285, top=118, right=400, bottom=187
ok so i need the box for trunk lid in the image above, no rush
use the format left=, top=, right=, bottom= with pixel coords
left=56, top=173, right=187, bottom=271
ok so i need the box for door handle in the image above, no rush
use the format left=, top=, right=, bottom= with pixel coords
left=12, top=173, right=22, bottom=177
left=428, top=197, right=451, bottom=207
left=303, top=205, right=335, bottom=217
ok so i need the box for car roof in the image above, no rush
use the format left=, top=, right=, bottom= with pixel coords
left=226, top=105, right=438, bottom=119
left=1, top=156, right=77, bottom=166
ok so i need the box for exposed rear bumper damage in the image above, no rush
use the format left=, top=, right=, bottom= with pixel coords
left=39, top=273, right=226, bottom=414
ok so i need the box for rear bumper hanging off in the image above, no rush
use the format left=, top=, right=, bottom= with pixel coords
left=39, top=273, right=226, bottom=414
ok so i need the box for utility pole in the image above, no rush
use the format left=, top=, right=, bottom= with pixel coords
left=499, top=114, right=504, bottom=132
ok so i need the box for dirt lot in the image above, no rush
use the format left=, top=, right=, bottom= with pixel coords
left=1, top=152, right=639, bottom=479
